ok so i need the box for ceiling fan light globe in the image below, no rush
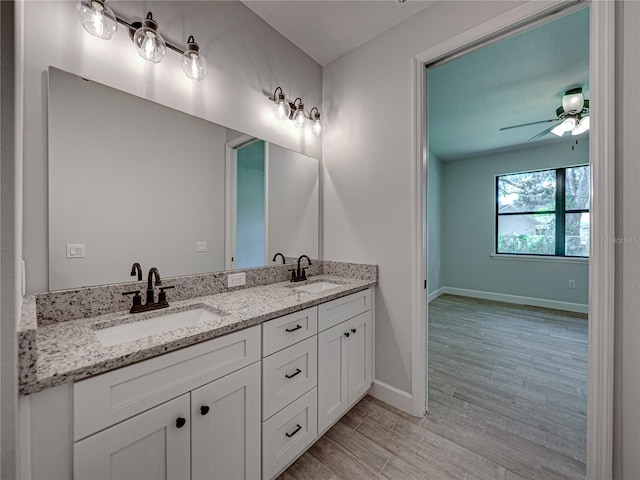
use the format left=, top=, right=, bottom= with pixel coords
left=572, top=116, right=590, bottom=135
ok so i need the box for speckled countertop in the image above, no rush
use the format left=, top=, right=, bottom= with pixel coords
left=19, top=275, right=375, bottom=395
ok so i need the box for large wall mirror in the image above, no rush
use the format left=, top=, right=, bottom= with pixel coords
left=48, top=67, right=319, bottom=290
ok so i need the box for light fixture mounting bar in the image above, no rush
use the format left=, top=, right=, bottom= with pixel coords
left=115, top=15, right=185, bottom=55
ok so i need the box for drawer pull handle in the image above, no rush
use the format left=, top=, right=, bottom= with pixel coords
left=351, top=328, right=357, bottom=334
left=176, top=417, right=186, bottom=428
left=344, top=332, right=350, bottom=338
left=285, top=424, right=302, bottom=438
left=285, top=324, right=302, bottom=333
left=285, top=368, right=302, bottom=379
left=200, top=405, right=210, bottom=416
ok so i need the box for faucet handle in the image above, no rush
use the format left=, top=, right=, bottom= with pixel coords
left=288, top=269, right=298, bottom=282
left=299, top=268, right=308, bottom=281
left=157, top=285, right=175, bottom=306
left=122, top=290, right=143, bottom=313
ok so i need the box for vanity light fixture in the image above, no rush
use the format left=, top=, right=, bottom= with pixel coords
left=309, top=107, right=322, bottom=136
left=76, top=3, right=207, bottom=80
left=133, top=13, right=166, bottom=63
left=271, top=87, right=291, bottom=120
left=76, top=0, right=117, bottom=39
left=292, top=98, right=307, bottom=128
left=268, top=89, right=321, bottom=135
left=182, top=36, right=208, bottom=81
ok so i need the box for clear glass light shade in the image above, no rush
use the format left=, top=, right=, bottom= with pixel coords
left=133, top=26, right=166, bottom=63
left=273, top=96, right=290, bottom=120
left=311, top=116, right=322, bottom=136
left=551, top=117, right=576, bottom=137
left=572, top=116, right=590, bottom=136
left=182, top=51, right=207, bottom=81
left=76, top=0, right=117, bottom=39
left=293, top=107, right=307, bottom=128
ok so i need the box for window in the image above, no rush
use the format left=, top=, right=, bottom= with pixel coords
left=496, top=166, right=590, bottom=257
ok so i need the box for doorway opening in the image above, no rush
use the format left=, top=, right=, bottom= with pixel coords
left=427, top=7, right=590, bottom=472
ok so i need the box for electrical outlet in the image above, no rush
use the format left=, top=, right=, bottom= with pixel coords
left=196, top=241, right=208, bottom=253
left=568, top=279, right=576, bottom=289
left=227, top=272, right=246, bottom=288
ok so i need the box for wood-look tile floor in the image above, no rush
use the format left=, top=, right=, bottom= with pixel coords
left=278, top=294, right=588, bottom=480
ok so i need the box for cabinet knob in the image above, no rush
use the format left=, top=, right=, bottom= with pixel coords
left=200, top=405, right=210, bottom=416
left=344, top=332, right=350, bottom=338
left=351, top=328, right=357, bottom=334
left=176, top=417, right=186, bottom=428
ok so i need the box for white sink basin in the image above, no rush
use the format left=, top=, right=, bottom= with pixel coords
left=94, top=307, right=222, bottom=347
left=293, top=281, right=342, bottom=294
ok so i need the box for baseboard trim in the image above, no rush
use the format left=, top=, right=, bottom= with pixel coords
left=439, top=287, right=588, bottom=314
left=369, top=380, right=413, bottom=415
left=427, top=287, right=445, bottom=303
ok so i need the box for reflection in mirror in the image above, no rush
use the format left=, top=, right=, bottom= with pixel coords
left=48, top=67, right=319, bottom=290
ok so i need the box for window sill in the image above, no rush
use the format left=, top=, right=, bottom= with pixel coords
left=490, top=253, right=589, bottom=264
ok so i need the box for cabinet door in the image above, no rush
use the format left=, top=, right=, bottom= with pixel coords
left=191, top=362, right=261, bottom=480
left=318, top=322, right=349, bottom=433
left=74, top=394, right=190, bottom=480
left=347, top=311, right=373, bottom=405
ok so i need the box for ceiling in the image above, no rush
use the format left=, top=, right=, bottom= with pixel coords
left=242, top=0, right=435, bottom=66
left=428, top=7, right=590, bottom=161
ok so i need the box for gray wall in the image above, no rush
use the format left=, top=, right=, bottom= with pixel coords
left=427, top=152, right=443, bottom=295
left=21, top=0, right=322, bottom=294
left=440, top=140, right=589, bottom=306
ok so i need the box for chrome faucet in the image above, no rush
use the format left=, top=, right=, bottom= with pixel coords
left=290, top=255, right=312, bottom=282
left=272, top=252, right=286, bottom=264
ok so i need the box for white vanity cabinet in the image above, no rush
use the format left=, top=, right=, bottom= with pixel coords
left=318, top=290, right=373, bottom=434
left=73, top=326, right=261, bottom=480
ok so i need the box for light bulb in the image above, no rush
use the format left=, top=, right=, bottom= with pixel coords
left=310, top=110, right=322, bottom=136
left=182, top=36, right=207, bottom=81
left=76, top=0, right=117, bottom=40
left=294, top=104, right=306, bottom=128
left=572, top=116, right=590, bottom=135
left=133, top=13, right=166, bottom=63
left=273, top=91, right=290, bottom=120
left=551, top=117, right=576, bottom=137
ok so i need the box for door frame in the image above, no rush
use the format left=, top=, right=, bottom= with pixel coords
left=411, top=1, right=614, bottom=479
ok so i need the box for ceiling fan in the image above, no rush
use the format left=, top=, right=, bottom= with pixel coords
left=499, top=87, right=590, bottom=141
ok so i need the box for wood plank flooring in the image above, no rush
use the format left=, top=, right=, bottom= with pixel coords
left=279, top=294, right=588, bottom=480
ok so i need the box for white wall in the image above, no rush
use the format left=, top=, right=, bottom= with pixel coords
left=267, top=143, right=319, bottom=262
left=427, top=152, right=443, bottom=295
left=323, top=0, right=523, bottom=396
left=22, top=0, right=322, bottom=293
left=614, top=2, right=640, bottom=478
left=440, top=140, right=589, bottom=306
left=48, top=68, right=227, bottom=289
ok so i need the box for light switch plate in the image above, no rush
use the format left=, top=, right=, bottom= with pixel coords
left=66, top=244, right=86, bottom=259
left=227, top=272, right=246, bottom=287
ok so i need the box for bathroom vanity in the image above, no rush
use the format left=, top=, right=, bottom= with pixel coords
left=18, top=265, right=375, bottom=480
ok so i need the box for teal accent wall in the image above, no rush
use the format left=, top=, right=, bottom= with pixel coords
left=236, top=140, right=265, bottom=269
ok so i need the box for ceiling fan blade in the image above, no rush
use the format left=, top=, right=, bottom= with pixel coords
left=499, top=118, right=559, bottom=131
left=528, top=122, right=561, bottom=141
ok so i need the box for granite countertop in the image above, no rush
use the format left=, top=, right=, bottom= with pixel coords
left=19, top=275, right=375, bottom=395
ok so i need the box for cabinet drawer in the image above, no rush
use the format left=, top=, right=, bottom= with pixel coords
left=262, top=307, right=317, bottom=356
left=262, top=388, right=317, bottom=480
left=74, top=326, right=260, bottom=441
left=262, top=336, right=317, bottom=420
left=318, top=288, right=372, bottom=332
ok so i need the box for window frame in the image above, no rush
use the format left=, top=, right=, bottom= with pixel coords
left=495, top=165, right=589, bottom=258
